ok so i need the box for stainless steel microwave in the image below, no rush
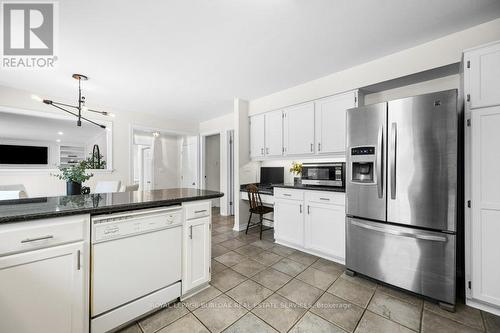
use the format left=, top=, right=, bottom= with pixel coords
left=301, top=162, right=345, bottom=187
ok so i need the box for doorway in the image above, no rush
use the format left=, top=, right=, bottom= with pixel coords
left=201, top=130, right=234, bottom=216
left=131, top=128, right=199, bottom=191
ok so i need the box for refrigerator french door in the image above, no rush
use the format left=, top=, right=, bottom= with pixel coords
left=346, top=90, right=458, bottom=306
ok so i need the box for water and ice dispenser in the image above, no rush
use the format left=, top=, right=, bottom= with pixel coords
left=350, top=146, right=376, bottom=184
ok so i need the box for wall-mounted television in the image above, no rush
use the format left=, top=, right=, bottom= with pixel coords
left=0, top=144, right=48, bottom=165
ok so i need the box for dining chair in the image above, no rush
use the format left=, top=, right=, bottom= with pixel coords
left=246, top=184, right=274, bottom=239
left=0, top=184, right=28, bottom=199
left=94, top=181, right=121, bottom=194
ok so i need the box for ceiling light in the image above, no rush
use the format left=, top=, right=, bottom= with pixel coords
left=57, top=131, right=64, bottom=135
left=31, top=94, right=43, bottom=102
left=152, top=131, right=160, bottom=137
left=39, top=74, right=111, bottom=129
left=56, top=139, right=61, bottom=143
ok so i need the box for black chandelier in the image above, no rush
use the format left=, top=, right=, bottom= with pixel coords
left=41, top=74, right=113, bottom=129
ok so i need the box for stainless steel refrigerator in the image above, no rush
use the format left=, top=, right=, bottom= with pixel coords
left=346, top=89, right=458, bottom=308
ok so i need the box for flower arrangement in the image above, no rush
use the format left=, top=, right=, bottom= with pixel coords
left=289, top=161, right=303, bottom=176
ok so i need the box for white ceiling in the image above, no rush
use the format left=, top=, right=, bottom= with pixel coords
left=0, top=111, right=105, bottom=145
left=1, top=0, right=500, bottom=122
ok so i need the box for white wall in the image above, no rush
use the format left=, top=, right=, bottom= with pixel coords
left=199, top=113, right=234, bottom=133
left=205, top=134, right=221, bottom=207
left=0, top=85, right=198, bottom=198
left=249, top=18, right=500, bottom=115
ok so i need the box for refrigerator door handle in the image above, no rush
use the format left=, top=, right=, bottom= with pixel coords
left=390, top=122, right=397, bottom=199
left=350, top=220, right=447, bottom=242
left=377, top=125, right=383, bottom=198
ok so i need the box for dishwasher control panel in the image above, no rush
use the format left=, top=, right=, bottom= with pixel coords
left=92, top=207, right=182, bottom=243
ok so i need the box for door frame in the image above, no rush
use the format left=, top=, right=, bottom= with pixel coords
left=200, top=130, right=235, bottom=216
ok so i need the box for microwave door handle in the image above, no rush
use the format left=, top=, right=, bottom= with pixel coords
left=390, top=122, right=397, bottom=200
left=377, top=125, right=383, bottom=198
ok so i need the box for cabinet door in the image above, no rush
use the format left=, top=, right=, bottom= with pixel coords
left=284, top=102, right=315, bottom=155
left=250, top=114, right=265, bottom=158
left=183, top=217, right=211, bottom=294
left=305, top=202, right=345, bottom=262
left=470, top=106, right=500, bottom=306
left=274, top=199, right=304, bottom=247
left=265, top=110, right=283, bottom=157
left=315, top=91, right=357, bottom=155
left=0, top=243, right=86, bottom=333
left=466, top=42, right=500, bottom=109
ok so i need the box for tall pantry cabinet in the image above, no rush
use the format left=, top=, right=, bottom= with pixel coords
left=464, top=40, right=500, bottom=316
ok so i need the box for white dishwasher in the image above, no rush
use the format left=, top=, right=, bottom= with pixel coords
left=91, top=206, right=182, bottom=333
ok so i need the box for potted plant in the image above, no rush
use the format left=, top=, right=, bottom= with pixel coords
left=53, top=161, right=94, bottom=195
left=289, top=161, right=303, bottom=185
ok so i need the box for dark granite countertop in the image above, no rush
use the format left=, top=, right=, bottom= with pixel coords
left=240, top=183, right=345, bottom=195
left=0, top=188, right=223, bottom=224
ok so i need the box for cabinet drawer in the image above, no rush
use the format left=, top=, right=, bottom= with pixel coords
left=274, top=188, right=304, bottom=201
left=305, top=191, right=345, bottom=206
left=0, top=215, right=88, bottom=256
left=184, top=201, right=211, bottom=220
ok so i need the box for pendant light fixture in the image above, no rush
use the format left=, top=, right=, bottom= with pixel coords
left=40, top=74, right=114, bottom=129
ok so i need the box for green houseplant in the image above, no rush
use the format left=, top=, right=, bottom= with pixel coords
left=289, top=161, right=303, bottom=185
left=53, top=161, right=94, bottom=195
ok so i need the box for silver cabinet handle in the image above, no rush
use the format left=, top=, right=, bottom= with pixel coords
left=266, top=147, right=269, bottom=154
left=21, top=235, right=54, bottom=243
left=261, top=148, right=264, bottom=155
left=189, top=225, right=193, bottom=239
left=319, top=197, right=330, bottom=201
left=351, top=220, right=447, bottom=242
left=77, top=250, right=81, bottom=270
left=194, top=209, right=207, bottom=214
left=390, top=123, right=397, bottom=199
left=283, top=193, right=292, bottom=197
left=318, top=142, right=321, bottom=151
left=307, top=205, right=310, bottom=214
left=377, top=125, right=384, bottom=199
left=310, top=143, right=313, bottom=152
left=299, top=204, right=302, bottom=214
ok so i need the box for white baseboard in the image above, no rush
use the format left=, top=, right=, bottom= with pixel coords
left=466, top=298, right=500, bottom=316
left=274, top=239, right=345, bottom=266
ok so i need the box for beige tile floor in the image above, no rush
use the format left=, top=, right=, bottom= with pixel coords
left=118, top=209, right=500, bottom=333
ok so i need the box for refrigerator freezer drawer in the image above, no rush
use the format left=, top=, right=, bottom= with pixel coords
left=346, top=217, right=456, bottom=304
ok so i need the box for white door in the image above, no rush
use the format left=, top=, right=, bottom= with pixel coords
left=274, top=199, right=304, bottom=247
left=284, top=102, right=315, bottom=155
left=0, top=243, right=86, bottom=333
left=250, top=114, right=265, bottom=158
left=305, top=202, right=345, bottom=262
left=466, top=42, right=500, bottom=109
left=141, top=147, right=152, bottom=191
left=265, top=110, right=283, bottom=157
left=183, top=217, right=211, bottom=293
left=470, top=106, right=500, bottom=306
left=315, top=91, right=357, bottom=155
left=181, top=136, right=199, bottom=188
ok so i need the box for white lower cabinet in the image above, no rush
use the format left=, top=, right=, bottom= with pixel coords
left=274, top=188, right=345, bottom=264
left=182, top=201, right=211, bottom=296
left=0, top=215, right=89, bottom=333
left=274, top=198, right=304, bottom=247
left=305, top=201, right=345, bottom=262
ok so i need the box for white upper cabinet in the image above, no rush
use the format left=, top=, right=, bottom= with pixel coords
left=315, top=91, right=358, bottom=155
left=265, top=110, right=283, bottom=157
left=250, top=113, right=265, bottom=158
left=284, top=102, right=315, bottom=155
left=465, top=41, right=500, bottom=109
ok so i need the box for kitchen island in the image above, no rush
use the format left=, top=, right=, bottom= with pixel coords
left=0, top=188, right=223, bottom=333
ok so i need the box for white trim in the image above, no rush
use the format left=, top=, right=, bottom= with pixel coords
left=466, top=298, right=500, bottom=316
left=274, top=239, right=346, bottom=265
